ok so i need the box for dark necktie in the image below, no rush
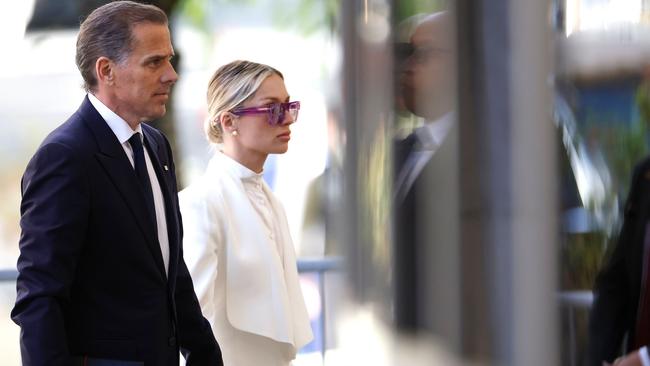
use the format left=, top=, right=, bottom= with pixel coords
left=394, top=133, right=418, bottom=176
left=129, top=133, right=158, bottom=232
left=634, top=221, right=650, bottom=349
left=393, top=133, right=418, bottom=201
left=393, top=133, right=419, bottom=329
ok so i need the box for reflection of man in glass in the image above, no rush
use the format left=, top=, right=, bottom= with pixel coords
left=400, top=12, right=455, bottom=123
left=393, top=11, right=457, bottom=333
left=395, top=11, right=456, bottom=202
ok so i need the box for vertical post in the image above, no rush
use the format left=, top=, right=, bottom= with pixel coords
left=510, top=0, right=558, bottom=364
left=456, top=0, right=557, bottom=364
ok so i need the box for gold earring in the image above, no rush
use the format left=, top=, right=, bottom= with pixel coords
left=232, top=130, right=239, bottom=137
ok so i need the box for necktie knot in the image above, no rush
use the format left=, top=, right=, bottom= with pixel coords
left=129, top=133, right=144, bottom=155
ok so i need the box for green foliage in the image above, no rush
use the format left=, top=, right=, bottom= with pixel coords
left=577, top=113, right=647, bottom=205
left=177, top=0, right=208, bottom=29
left=561, top=232, right=609, bottom=290
left=609, top=122, right=647, bottom=194
left=269, top=0, right=338, bottom=35
left=177, top=0, right=338, bottom=35
left=394, top=0, right=446, bottom=23
left=561, top=80, right=650, bottom=292
left=636, top=79, right=650, bottom=128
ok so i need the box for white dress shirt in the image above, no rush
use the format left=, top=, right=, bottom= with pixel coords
left=88, top=93, right=170, bottom=274
left=641, top=346, right=650, bottom=366
left=180, top=150, right=313, bottom=366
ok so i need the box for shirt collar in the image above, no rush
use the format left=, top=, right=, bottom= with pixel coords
left=88, top=93, right=142, bottom=144
left=213, top=150, right=264, bottom=181
left=414, top=111, right=455, bottom=150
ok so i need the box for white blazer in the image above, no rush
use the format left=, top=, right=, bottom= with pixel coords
left=180, top=151, right=313, bottom=365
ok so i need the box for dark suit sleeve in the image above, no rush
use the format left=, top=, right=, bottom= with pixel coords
left=176, top=256, right=223, bottom=365
left=161, top=137, right=222, bottom=366
left=587, top=164, right=643, bottom=365
left=11, top=142, right=89, bottom=366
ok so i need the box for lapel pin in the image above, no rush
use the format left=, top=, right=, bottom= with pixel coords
left=164, top=165, right=169, bottom=171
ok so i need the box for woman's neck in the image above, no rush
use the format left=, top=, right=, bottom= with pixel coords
left=221, top=145, right=267, bottom=173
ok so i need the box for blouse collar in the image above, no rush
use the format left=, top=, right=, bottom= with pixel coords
left=212, top=150, right=264, bottom=181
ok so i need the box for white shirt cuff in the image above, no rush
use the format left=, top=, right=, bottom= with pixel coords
left=640, top=346, right=650, bottom=366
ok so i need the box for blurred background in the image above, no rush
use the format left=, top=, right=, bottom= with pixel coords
left=2, top=0, right=650, bottom=365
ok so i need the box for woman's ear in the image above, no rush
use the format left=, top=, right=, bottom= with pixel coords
left=220, top=112, right=236, bottom=132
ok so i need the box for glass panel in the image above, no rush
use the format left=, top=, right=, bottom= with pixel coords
left=391, top=4, right=458, bottom=340
left=333, top=0, right=462, bottom=364
left=554, top=0, right=650, bottom=364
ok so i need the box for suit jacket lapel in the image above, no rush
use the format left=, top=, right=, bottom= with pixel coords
left=78, top=97, right=166, bottom=280
left=142, top=127, right=179, bottom=281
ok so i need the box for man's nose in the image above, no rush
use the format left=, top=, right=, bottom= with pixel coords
left=162, top=61, right=178, bottom=84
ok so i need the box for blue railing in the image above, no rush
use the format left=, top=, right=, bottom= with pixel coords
left=558, top=290, right=593, bottom=366
left=0, top=257, right=345, bottom=282
left=297, top=257, right=344, bottom=362
left=0, top=269, right=17, bottom=282
left=0, top=257, right=345, bottom=364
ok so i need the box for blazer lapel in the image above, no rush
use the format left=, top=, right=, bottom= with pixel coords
left=142, top=127, right=179, bottom=281
left=78, top=97, right=165, bottom=280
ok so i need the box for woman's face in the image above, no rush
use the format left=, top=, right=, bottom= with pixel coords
left=228, top=74, right=295, bottom=160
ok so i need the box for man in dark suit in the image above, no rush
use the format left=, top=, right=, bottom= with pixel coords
left=588, top=158, right=650, bottom=366
left=11, top=2, right=222, bottom=365
left=393, top=10, right=460, bottom=342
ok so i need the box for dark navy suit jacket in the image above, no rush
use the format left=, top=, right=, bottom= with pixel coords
left=588, top=157, right=650, bottom=365
left=11, top=97, right=222, bottom=366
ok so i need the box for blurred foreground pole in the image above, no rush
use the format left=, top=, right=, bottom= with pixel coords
left=338, top=0, right=557, bottom=364
left=456, top=0, right=558, bottom=364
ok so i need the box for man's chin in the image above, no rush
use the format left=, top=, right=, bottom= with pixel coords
left=146, top=106, right=167, bottom=121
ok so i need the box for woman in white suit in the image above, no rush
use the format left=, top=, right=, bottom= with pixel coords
left=179, top=60, right=313, bottom=366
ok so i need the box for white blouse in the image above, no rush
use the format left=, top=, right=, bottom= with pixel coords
left=241, top=171, right=285, bottom=265
left=180, top=150, right=313, bottom=366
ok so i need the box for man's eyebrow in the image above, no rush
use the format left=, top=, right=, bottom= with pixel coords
left=143, top=53, right=174, bottom=62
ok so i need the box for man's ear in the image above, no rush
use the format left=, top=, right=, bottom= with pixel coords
left=95, top=56, right=114, bottom=86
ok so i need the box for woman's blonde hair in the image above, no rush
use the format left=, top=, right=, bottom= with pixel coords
left=205, top=60, right=283, bottom=144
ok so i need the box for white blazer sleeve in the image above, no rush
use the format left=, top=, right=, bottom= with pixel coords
left=179, top=188, right=220, bottom=323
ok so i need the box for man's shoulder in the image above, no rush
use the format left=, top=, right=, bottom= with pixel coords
left=626, top=156, right=650, bottom=191
left=635, top=156, right=650, bottom=174
left=38, top=111, right=93, bottom=152
left=141, top=122, right=166, bottom=142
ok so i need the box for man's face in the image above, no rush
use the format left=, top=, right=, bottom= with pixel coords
left=110, top=22, right=177, bottom=125
left=400, top=14, right=455, bottom=120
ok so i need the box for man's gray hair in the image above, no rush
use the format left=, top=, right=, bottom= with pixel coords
left=76, top=1, right=168, bottom=92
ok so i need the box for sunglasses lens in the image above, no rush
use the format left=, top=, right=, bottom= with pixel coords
left=289, top=108, right=298, bottom=122
left=265, top=102, right=301, bottom=125
left=270, top=103, right=282, bottom=125
left=289, top=102, right=299, bottom=123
